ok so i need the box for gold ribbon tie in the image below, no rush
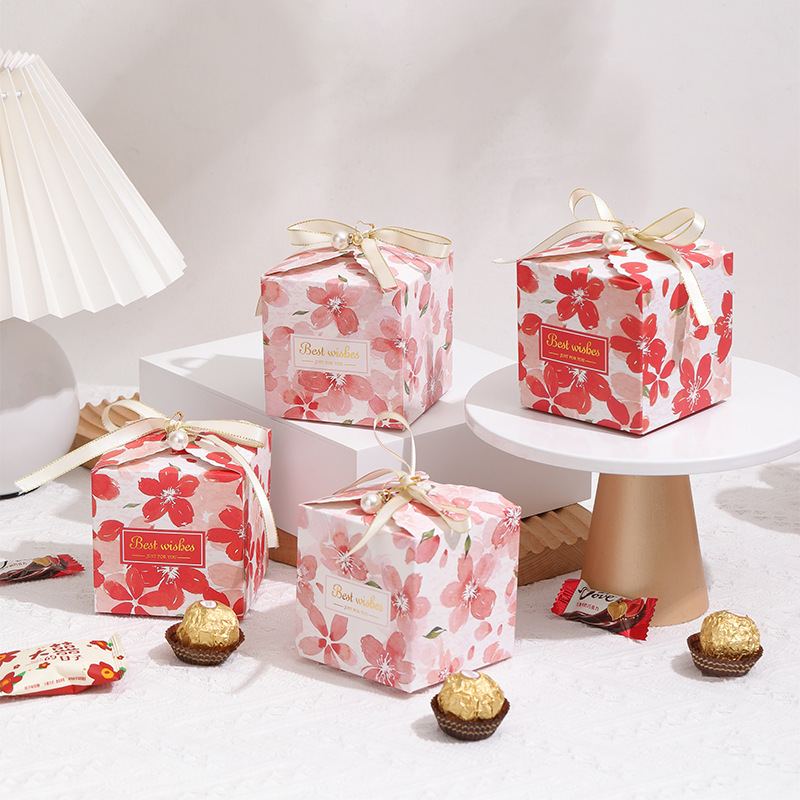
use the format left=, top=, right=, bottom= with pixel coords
left=323, top=411, right=471, bottom=555
left=495, top=188, right=714, bottom=327
left=15, top=399, right=278, bottom=548
left=283, top=220, right=452, bottom=291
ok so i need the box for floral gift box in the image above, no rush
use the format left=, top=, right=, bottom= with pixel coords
left=514, top=190, right=733, bottom=434
left=295, top=414, right=520, bottom=693
left=17, top=401, right=276, bottom=619
left=260, top=221, right=453, bottom=428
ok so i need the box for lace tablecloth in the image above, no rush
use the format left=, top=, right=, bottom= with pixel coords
left=1, top=444, right=798, bottom=799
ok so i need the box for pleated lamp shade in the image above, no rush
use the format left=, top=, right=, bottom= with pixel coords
left=0, top=50, right=185, bottom=321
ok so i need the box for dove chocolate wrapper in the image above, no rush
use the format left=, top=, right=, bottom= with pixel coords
left=551, top=578, right=657, bottom=640
left=0, top=554, right=83, bottom=583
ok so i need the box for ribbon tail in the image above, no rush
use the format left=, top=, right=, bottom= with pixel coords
left=15, top=418, right=164, bottom=493
left=200, top=435, right=278, bottom=549
left=359, top=237, right=398, bottom=290
left=348, top=492, right=408, bottom=555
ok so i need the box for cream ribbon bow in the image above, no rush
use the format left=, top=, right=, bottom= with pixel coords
left=284, top=220, right=452, bottom=291
left=15, top=399, right=278, bottom=548
left=495, top=188, right=714, bottom=327
left=321, top=411, right=471, bottom=555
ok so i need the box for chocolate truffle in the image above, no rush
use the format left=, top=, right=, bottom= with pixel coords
left=699, top=611, right=760, bottom=659
left=175, top=600, right=240, bottom=648
left=431, top=670, right=510, bottom=740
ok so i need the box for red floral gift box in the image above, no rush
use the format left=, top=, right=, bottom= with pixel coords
left=260, top=220, right=453, bottom=428
left=16, top=401, right=277, bottom=618
left=512, top=190, right=733, bottom=434
left=295, top=413, right=520, bottom=693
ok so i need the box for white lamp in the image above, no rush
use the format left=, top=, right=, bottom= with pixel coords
left=0, top=50, right=185, bottom=495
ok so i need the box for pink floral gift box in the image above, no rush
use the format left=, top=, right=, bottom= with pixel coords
left=515, top=191, right=733, bottom=434
left=261, top=221, right=453, bottom=428
left=92, top=430, right=272, bottom=618
left=296, top=475, right=521, bottom=693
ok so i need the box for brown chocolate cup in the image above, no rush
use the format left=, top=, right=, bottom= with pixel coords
left=687, top=633, right=763, bottom=678
left=431, top=695, right=510, bottom=740
left=165, top=624, right=244, bottom=666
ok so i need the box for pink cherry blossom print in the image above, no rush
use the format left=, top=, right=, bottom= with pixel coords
left=282, top=388, right=321, bottom=420
left=472, top=501, right=521, bottom=549
left=440, top=552, right=497, bottom=632
left=372, top=318, right=416, bottom=371
left=297, top=370, right=373, bottom=416
left=297, top=554, right=318, bottom=610
left=714, top=291, right=733, bottom=362
left=360, top=632, right=415, bottom=688
left=307, top=278, right=364, bottom=336
left=320, top=531, right=369, bottom=582
left=673, top=354, right=713, bottom=417
left=381, top=566, right=431, bottom=636
left=138, top=467, right=199, bottom=527
left=298, top=606, right=356, bottom=668
left=610, top=314, right=667, bottom=375
left=425, top=649, right=464, bottom=686
left=554, top=267, right=604, bottom=329
left=207, top=506, right=246, bottom=562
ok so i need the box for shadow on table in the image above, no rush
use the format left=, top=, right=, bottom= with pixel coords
left=714, top=462, right=799, bottom=534
left=1, top=540, right=95, bottom=616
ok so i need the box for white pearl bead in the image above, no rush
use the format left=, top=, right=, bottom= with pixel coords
left=331, top=230, right=350, bottom=251
left=602, top=229, right=625, bottom=252
left=360, top=492, right=383, bottom=514
left=167, top=428, right=190, bottom=451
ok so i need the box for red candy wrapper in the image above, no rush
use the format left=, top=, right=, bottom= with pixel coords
left=551, top=578, right=657, bottom=640
left=0, top=634, right=126, bottom=697
left=0, top=554, right=83, bottom=583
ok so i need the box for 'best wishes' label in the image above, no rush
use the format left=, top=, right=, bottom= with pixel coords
left=291, top=335, right=370, bottom=375
left=121, top=528, right=205, bottom=568
left=324, top=574, right=390, bottom=628
left=539, top=324, right=609, bottom=373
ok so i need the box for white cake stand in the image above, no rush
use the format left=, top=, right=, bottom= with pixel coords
left=465, top=357, right=800, bottom=625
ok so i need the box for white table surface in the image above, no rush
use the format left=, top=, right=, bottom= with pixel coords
left=465, top=358, right=800, bottom=475
left=2, top=388, right=799, bottom=799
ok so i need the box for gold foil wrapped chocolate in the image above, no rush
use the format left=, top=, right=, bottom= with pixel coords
left=437, top=671, right=505, bottom=721
left=175, top=600, right=240, bottom=649
left=699, top=611, right=760, bottom=660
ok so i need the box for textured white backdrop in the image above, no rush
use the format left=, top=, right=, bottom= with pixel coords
left=3, top=0, right=798, bottom=384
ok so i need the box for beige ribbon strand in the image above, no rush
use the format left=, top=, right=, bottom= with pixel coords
left=279, top=220, right=452, bottom=291
left=15, top=400, right=278, bottom=548
left=318, top=411, right=471, bottom=555
left=494, top=188, right=714, bottom=327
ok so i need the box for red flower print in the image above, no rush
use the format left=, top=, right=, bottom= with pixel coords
left=93, top=550, right=105, bottom=589
left=425, top=649, right=463, bottom=686
left=714, top=291, right=733, bottom=362
left=517, top=262, right=539, bottom=294
left=610, top=314, right=667, bottom=375
left=643, top=355, right=676, bottom=407
left=673, top=354, right=713, bottom=417
left=320, top=531, right=369, bottom=582
left=0, top=671, right=22, bottom=694
left=647, top=243, right=714, bottom=270
left=297, top=554, right=318, bottom=610
left=207, top=506, right=246, bottom=562
left=96, top=519, right=123, bottom=542
left=360, top=632, right=415, bottom=687
left=87, top=661, right=121, bottom=684
left=0, top=651, right=19, bottom=665
left=525, top=362, right=571, bottom=415
left=381, top=566, right=431, bottom=636
left=92, top=472, right=120, bottom=502
left=440, top=552, right=497, bottom=632
left=139, top=467, right=199, bottom=527
left=608, top=261, right=653, bottom=311
left=556, top=368, right=611, bottom=415
left=519, top=313, right=542, bottom=337
left=554, top=267, right=604, bottom=329
left=307, top=278, right=364, bottom=335
left=598, top=395, right=649, bottom=434
left=298, top=607, right=356, bottom=668
left=203, top=450, right=245, bottom=484
left=723, top=252, right=733, bottom=276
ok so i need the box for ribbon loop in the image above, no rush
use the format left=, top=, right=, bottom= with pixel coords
left=494, top=188, right=714, bottom=326
left=329, top=411, right=471, bottom=555
left=284, top=219, right=452, bottom=292
left=15, top=402, right=277, bottom=548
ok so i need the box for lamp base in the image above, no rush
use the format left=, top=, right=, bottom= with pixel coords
left=0, top=319, right=80, bottom=496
